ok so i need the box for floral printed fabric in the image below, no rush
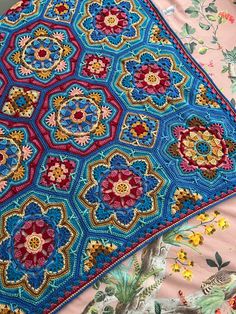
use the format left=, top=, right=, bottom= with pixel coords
left=0, top=0, right=235, bottom=313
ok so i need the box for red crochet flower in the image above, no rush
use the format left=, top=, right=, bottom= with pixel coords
left=14, top=219, right=55, bottom=269
left=40, top=157, right=76, bottom=190
left=134, top=63, right=171, bottom=94
left=6, top=0, right=30, bottom=15
left=82, top=54, right=111, bottom=78
left=95, top=7, right=128, bottom=35
left=101, top=169, right=143, bottom=209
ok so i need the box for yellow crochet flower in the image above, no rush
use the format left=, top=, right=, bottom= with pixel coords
left=55, top=129, right=69, bottom=141
left=188, top=233, right=203, bottom=246
left=12, top=165, right=25, bottom=181
left=9, top=130, right=24, bottom=143
left=94, top=123, right=106, bottom=136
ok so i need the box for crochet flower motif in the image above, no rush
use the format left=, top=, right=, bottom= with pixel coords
left=2, top=86, right=40, bottom=118
left=171, top=188, right=203, bottom=214
left=44, top=83, right=120, bottom=154
left=40, top=156, right=76, bottom=190
left=120, top=113, right=159, bottom=148
left=45, top=0, right=78, bottom=22
left=118, top=50, right=187, bottom=111
left=84, top=240, right=117, bottom=272
left=82, top=54, right=111, bottom=79
left=0, top=197, right=75, bottom=295
left=79, top=0, right=144, bottom=48
left=149, top=25, right=171, bottom=45
left=2, top=0, right=40, bottom=26
left=168, top=117, right=236, bottom=179
left=81, top=150, right=164, bottom=231
left=0, top=125, right=36, bottom=196
left=0, top=304, right=24, bottom=314
left=195, top=84, right=221, bottom=108
left=9, top=23, right=75, bottom=82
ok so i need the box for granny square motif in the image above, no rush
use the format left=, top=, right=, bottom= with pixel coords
left=0, top=0, right=235, bottom=313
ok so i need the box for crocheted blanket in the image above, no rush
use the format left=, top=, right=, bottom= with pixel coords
left=0, top=0, right=235, bottom=313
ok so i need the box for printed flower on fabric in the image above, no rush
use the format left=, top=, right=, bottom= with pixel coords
left=120, top=113, right=159, bottom=148
left=0, top=125, right=36, bottom=197
left=2, top=86, right=40, bottom=118
left=1, top=0, right=40, bottom=26
left=84, top=240, right=117, bottom=272
left=168, top=117, right=236, bottom=180
left=9, top=23, right=77, bottom=83
left=81, top=150, right=164, bottom=231
left=118, top=50, right=187, bottom=111
left=40, top=156, right=76, bottom=191
left=79, top=0, right=144, bottom=49
left=43, top=83, right=121, bottom=155
left=0, top=197, right=75, bottom=295
left=82, top=54, right=111, bottom=79
left=45, top=0, right=78, bottom=23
